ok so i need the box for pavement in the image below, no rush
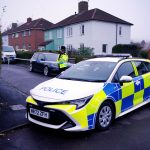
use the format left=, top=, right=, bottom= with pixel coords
left=0, top=78, right=28, bottom=133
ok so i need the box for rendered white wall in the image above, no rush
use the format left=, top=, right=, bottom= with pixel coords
left=64, top=20, right=131, bottom=55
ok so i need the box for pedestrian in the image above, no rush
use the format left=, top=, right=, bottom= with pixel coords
left=57, top=46, right=68, bottom=73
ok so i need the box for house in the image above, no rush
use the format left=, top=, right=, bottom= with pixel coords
left=2, top=18, right=53, bottom=51
left=45, top=1, right=133, bottom=55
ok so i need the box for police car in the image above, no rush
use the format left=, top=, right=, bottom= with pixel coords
left=26, top=54, right=150, bottom=131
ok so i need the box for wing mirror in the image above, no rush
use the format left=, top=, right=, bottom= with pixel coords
left=40, top=58, right=45, bottom=61
left=119, top=76, right=133, bottom=85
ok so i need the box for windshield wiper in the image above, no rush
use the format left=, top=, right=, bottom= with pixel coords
left=58, top=77, right=74, bottom=80
left=59, top=77, right=106, bottom=82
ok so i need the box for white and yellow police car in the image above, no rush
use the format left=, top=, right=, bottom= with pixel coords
left=26, top=54, right=150, bottom=131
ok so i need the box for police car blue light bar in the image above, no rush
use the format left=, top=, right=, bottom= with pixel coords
left=94, top=54, right=132, bottom=58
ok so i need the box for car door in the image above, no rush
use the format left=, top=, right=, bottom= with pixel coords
left=133, top=60, right=150, bottom=104
left=113, top=61, right=137, bottom=112
left=31, top=53, right=39, bottom=71
left=36, top=54, right=45, bottom=72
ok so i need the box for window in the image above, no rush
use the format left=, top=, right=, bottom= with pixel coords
left=15, top=45, right=19, bottom=50
left=102, top=44, right=107, bottom=53
left=31, top=53, right=39, bottom=61
left=119, top=26, right=122, bottom=36
left=28, top=44, right=31, bottom=50
left=113, top=62, right=135, bottom=82
left=67, top=44, right=72, bottom=51
left=144, top=62, right=150, bottom=71
left=80, top=25, right=84, bottom=35
left=22, top=44, right=26, bottom=49
left=48, top=32, right=52, bottom=40
left=12, top=34, right=15, bottom=38
left=37, top=54, right=45, bottom=61
left=58, top=45, right=61, bottom=50
left=80, top=43, right=84, bottom=49
left=57, top=29, right=62, bottom=38
left=67, top=27, right=72, bottom=37
left=58, top=61, right=117, bottom=82
left=22, top=31, right=26, bottom=37
left=134, top=61, right=149, bottom=75
left=15, top=33, right=19, bottom=38
left=26, top=30, right=31, bottom=36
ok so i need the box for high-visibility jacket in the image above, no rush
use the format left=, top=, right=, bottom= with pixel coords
left=57, top=53, right=68, bottom=69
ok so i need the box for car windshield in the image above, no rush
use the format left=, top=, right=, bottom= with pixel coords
left=45, top=53, right=59, bottom=61
left=2, top=46, right=15, bottom=52
left=58, top=61, right=117, bottom=82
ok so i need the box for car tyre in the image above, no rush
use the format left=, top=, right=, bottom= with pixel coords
left=44, top=66, right=49, bottom=76
left=96, top=101, right=114, bottom=131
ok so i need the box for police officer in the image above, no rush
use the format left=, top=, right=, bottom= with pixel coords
left=57, top=46, right=68, bottom=72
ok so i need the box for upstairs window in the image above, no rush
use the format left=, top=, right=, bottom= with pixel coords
left=57, top=29, right=62, bottom=38
left=12, top=34, right=15, bottom=38
left=22, top=31, right=26, bottom=37
left=67, top=27, right=72, bottom=37
left=80, top=25, right=85, bottom=35
left=26, top=30, right=31, bottom=36
left=119, top=26, right=122, bottom=36
left=15, top=33, right=19, bottom=38
left=49, top=32, right=52, bottom=40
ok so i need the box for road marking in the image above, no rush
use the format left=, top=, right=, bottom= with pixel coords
left=9, top=104, right=26, bottom=111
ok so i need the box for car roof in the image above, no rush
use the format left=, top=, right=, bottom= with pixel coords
left=35, top=52, right=58, bottom=55
left=86, top=57, right=123, bottom=62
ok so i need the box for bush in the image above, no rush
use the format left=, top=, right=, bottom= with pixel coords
left=139, top=50, right=148, bottom=59
left=16, top=51, right=34, bottom=59
left=68, top=47, right=94, bottom=63
left=112, top=44, right=141, bottom=57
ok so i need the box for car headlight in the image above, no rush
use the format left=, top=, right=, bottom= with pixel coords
left=62, top=95, right=93, bottom=109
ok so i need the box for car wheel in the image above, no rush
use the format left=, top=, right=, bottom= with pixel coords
left=29, top=64, right=33, bottom=72
left=96, top=101, right=114, bottom=131
left=44, top=66, right=49, bottom=76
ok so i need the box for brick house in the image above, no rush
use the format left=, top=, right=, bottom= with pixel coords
left=4, top=18, right=53, bottom=51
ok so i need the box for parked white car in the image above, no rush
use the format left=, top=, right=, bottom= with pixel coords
left=1, top=45, right=16, bottom=63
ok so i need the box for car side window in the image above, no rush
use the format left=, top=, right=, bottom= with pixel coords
left=144, top=62, right=150, bottom=71
left=31, top=53, right=39, bottom=61
left=113, top=62, right=135, bottom=82
left=134, top=61, right=149, bottom=75
left=37, top=54, right=45, bottom=61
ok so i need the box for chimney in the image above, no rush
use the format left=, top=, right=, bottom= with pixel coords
left=78, top=1, right=88, bottom=13
left=27, top=17, right=32, bottom=23
left=12, top=23, right=17, bottom=29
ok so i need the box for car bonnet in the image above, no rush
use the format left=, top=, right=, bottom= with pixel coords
left=30, top=78, right=104, bottom=102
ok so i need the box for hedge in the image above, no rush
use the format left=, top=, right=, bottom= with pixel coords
left=16, top=51, right=34, bottom=59
left=112, top=44, right=140, bottom=57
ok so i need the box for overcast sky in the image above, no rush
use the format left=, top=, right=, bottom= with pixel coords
left=0, top=0, right=150, bottom=42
